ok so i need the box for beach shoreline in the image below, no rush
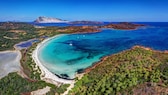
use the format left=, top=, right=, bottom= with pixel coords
left=32, top=34, right=74, bottom=85
left=83, top=45, right=168, bottom=74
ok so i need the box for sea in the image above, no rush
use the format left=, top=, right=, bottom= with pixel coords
left=35, top=22, right=168, bottom=79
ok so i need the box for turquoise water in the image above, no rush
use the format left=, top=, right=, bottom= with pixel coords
left=38, top=25, right=168, bottom=79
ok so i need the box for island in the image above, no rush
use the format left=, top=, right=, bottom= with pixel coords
left=58, top=26, right=100, bottom=33
left=101, top=22, right=145, bottom=30
left=69, top=20, right=104, bottom=25
left=34, top=16, right=68, bottom=23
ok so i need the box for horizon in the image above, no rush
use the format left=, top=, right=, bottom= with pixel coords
left=1, top=0, right=168, bottom=22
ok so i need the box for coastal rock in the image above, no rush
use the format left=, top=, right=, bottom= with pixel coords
left=34, top=16, right=68, bottom=23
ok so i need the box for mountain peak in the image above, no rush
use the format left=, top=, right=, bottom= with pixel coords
left=34, top=16, right=68, bottom=23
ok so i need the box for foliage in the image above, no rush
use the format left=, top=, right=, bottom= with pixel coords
left=69, top=47, right=168, bottom=94
left=0, top=22, right=99, bottom=51
left=46, top=84, right=70, bottom=95
left=0, top=72, right=53, bottom=95
left=20, top=43, right=42, bottom=80
left=0, top=22, right=60, bottom=51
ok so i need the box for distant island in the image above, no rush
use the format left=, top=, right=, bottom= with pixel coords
left=69, top=21, right=103, bottom=25
left=33, top=17, right=145, bottom=30
left=34, top=16, right=68, bottom=23
left=101, top=22, right=145, bottom=30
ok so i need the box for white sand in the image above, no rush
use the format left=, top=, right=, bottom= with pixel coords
left=0, top=50, right=21, bottom=79
left=32, top=34, right=74, bottom=85
left=31, top=86, right=50, bottom=95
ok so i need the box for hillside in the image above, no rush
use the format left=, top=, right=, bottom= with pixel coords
left=101, top=22, right=145, bottom=30
left=70, top=46, right=168, bottom=95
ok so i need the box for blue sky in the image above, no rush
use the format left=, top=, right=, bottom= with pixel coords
left=0, top=0, right=168, bottom=22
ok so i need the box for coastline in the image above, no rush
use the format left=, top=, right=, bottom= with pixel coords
left=31, top=25, right=168, bottom=84
left=84, top=56, right=109, bottom=73
left=83, top=45, right=168, bottom=74
left=32, top=34, right=74, bottom=84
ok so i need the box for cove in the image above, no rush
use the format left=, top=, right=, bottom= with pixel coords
left=38, top=25, right=168, bottom=79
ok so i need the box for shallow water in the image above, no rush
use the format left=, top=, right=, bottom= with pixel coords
left=16, top=39, right=39, bottom=49
left=38, top=23, right=168, bottom=79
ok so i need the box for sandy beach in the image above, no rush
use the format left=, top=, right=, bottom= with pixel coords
left=32, top=34, right=74, bottom=84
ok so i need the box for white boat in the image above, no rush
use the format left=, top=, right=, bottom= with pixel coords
left=69, top=43, right=73, bottom=46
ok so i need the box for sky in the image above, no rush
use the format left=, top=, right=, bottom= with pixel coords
left=0, top=0, right=168, bottom=22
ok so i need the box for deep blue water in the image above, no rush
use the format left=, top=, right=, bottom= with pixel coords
left=31, top=22, right=168, bottom=27
left=31, top=22, right=111, bottom=27
left=38, top=22, right=168, bottom=79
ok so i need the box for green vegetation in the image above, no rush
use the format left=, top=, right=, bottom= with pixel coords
left=0, top=22, right=72, bottom=95
left=2, top=22, right=168, bottom=94
left=0, top=22, right=38, bottom=51
left=0, top=22, right=98, bottom=94
left=21, top=43, right=42, bottom=80
left=47, top=84, right=70, bottom=95
left=0, top=22, right=99, bottom=51
left=69, top=46, right=168, bottom=94
left=0, top=72, right=70, bottom=95
left=0, top=22, right=66, bottom=51
left=19, top=41, right=70, bottom=94
left=0, top=72, right=52, bottom=95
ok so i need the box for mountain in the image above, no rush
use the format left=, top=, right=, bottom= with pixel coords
left=34, top=16, right=68, bottom=23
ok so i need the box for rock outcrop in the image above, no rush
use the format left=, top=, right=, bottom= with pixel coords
left=34, top=16, right=68, bottom=23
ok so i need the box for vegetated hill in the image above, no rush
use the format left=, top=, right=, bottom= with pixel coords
left=70, top=46, right=168, bottom=95
left=0, top=22, right=34, bottom=30
left=0, top=22, right=100, bottom=51
left=61, top=26, right=100, bottom=33
left=101, top=22, right=145, bottom=30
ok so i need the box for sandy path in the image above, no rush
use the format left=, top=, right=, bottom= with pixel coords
left=31, top=86, right=50, bottom=95
left=62, top=81, right=75, bottom=95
